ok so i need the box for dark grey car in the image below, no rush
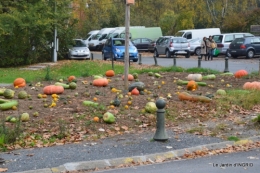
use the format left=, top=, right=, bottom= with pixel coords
left=228, top=37, right=260, bottom=58
left=154, top=36, right=190, bottom=58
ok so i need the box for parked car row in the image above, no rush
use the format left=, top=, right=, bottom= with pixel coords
left=228, top=37, right=260, bottom=58
left=68, top=30, right=257, bottom=61
left=212, top=33, right=254, bottom=57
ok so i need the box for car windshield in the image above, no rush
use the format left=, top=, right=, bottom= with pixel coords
left=232, top=38, right=244, bottom=44
left=73, top=40, right=86, bottom=47
left=105, top=32, right=120, bottom=39
left=180, top=38, right=188, bottom=43
left=92, top=34, right=101, bottom=40
left=175, top=31, right=184, bottom=37
left=113, top=40, right=133, bottom=46
left=85, top=33, right=92, bottom=39
left=213, top=35, right=223, bottom=43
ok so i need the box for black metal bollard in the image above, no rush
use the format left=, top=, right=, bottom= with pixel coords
left=198, top=55, right=202, bottom=68
left=223, top=56, right=229, bottom=73
left=153, top=55, right=158, bottom=66
left=153, top=99, right=168, bottom=141
left=138, top=54, right=142, bottom=65
left=91, top=53, right=93, bottom=60
left=111, top=52, right=114, bottom=70
left=259, top=59, right=260, bottom=76
left=173, top=55, right=176, bottom=66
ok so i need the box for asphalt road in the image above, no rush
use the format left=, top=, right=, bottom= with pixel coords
left=92, top=52, right=260, bottom=73
left=96, top=148, right=260, bottom=173
left=0, top=132, right=223, bottom=173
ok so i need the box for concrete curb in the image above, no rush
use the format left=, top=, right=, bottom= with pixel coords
left=14, top=136, right=260, bottom=173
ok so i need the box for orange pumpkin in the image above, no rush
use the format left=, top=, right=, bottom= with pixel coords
left=93, top=116, right=99, bottom=122
left=187, top=80, right=198, bottom=91
left=122, top=74, right=134, bottom=81
left=68, top=76, right=76, bottom=82
left=243, top=81, right=260, bottom=90
left=93, top=78, right=109, bottom=87
left=131, top=87, right=139, bottom=95
left=105, top=70, right=115, bottom=77
left=13, top=78, right=26, bottom=88
left=234, top=70, right=248, bottom=78
left=43, top=85, right=64, bottom=95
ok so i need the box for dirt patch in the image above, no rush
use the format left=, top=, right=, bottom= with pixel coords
left=1, top=63, right=260, bottom=150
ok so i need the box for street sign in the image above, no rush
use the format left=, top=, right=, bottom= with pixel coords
left=126, top=0, right=135, bottom=5
left=250, top=25, right=260, bottom=32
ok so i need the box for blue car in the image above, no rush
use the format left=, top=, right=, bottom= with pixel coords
left=102, top=38, right=139, bottom=62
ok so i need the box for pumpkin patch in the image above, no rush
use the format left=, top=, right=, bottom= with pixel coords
left=0, top=68, right=259, bottom=151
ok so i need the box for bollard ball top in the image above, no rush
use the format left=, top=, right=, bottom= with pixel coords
left=156, top=99, right=166, bottom=109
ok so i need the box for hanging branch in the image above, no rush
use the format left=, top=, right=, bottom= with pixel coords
left=206, top=0, right=218, bottom=25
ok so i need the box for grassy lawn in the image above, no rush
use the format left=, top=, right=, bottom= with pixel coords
left=0, top=60, right=220, bottom=83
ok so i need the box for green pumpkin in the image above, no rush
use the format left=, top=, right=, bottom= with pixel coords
left=3, top=89, right=15, bottom=99
left=103, top=112, right=115, bottom=124
left=133, top=73, right=138, bottom=79
left=216, top=89, right=226, bottom=95
left=18, top=90, right=28, bottom=99
left=69, top=82, right=77, bottom=89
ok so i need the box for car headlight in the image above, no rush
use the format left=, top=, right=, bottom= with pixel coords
left=115, top=48, right=120, bottom=52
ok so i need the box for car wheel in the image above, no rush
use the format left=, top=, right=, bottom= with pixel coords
left=102, top=53, right=107, bottom=60
left=166, top=50, right=171, bottom=58
left=195, top=48, right=201, bottom=55
left=133, top=59, right=138, bottom=62
left=226, top=51, right=231, bottom=57
left=154, top=49, right=159, bottom=57
left=246, top=49, right=254, bottom=58
left=185, top=51, right=190, bottom=58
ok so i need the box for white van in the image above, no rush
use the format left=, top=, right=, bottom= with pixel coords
left=83, top=30, right=99, bottom=46
left=175, top=28, right=221, bottom=41
left=98, top=27, right=126, bottom=50
left=88, top=28, right=115, bottom=50
left=99, top=26, right=145, bottom=50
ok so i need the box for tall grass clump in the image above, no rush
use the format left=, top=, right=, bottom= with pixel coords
left=216, top=89, right=260, bottom=110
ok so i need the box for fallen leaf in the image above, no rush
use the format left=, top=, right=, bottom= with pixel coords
left=26, top=153, right=34, bottom=157
left=121, top=126, right=128, bottom=131
left=155, top=157, right=164, bottom=163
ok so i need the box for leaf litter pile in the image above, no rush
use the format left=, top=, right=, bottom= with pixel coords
left=1, top=67, right=260, bottom=152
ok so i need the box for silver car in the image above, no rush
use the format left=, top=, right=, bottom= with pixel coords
left=189, top=38, right=202, bottom=55
left=154, top=36, right=190, bottom=58
left=68, top=39, right=91, bottom=60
